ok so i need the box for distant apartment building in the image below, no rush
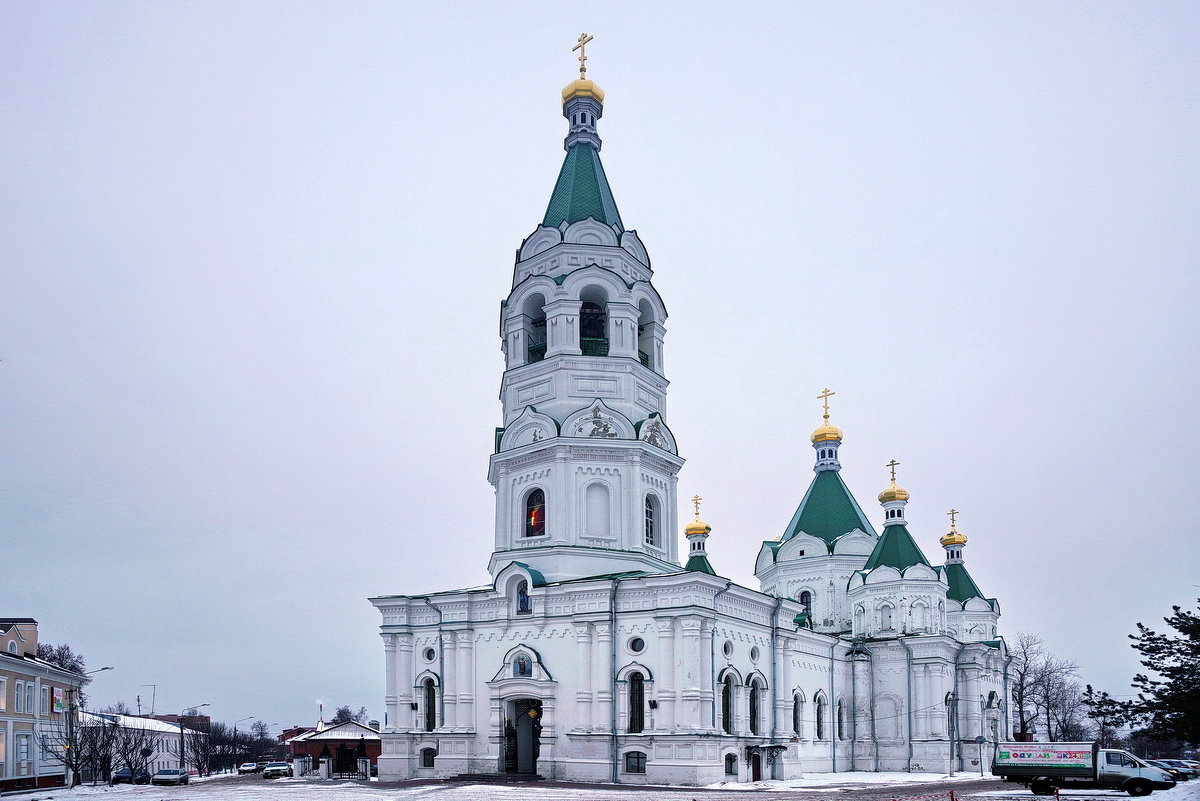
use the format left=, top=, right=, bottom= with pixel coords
left=0, top=618, right=85, bottom=791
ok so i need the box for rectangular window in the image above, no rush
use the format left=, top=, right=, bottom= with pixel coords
left=41, top=686, right=50, bottom=716
left=0, top=677, right=6, bottom=712
left=0, top=731, right=6, bottom=778
left=13, top=681, right=23, bottom=713
left=17, top=734, right=30, bottom=761
left=24, top=683, right=33, bottom=714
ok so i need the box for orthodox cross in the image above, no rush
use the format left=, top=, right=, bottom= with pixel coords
left=692, top=494, right=703, bottom=518
left=886, top=459, right=900, bottom=482
left=817, top=387, right=835, bottom=420
left=947, top=508, right=959, bottom=528
left=572, top=33, right=593, bottom=78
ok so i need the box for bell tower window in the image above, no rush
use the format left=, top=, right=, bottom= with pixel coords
left=644, top=495, right=659, bottom=546
left=522, top=293, right=547, bottom=364
left=524, top=489, right=546, bottom=537
left=579, top=285, right=609, bottom=356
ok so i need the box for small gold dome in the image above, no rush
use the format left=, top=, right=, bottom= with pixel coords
left=810, top=418, right=843, bottom=443
left=940, top=525, right=967, bottom=548
left=562, top=79, right=605, bottom=103
left=878, top=480, right=910, bottom=503
left=685, top=515, right=711, bottom=537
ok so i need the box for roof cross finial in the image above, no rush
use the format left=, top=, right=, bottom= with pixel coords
left=817, top=387, right=836, bottom=421
left=691, top=494, right=703, bottom=519
left=886, top=459, right=900, bottom=482
left=947, top=508, right=959, bottom=529
left=572, top=33, right=593, bottom=79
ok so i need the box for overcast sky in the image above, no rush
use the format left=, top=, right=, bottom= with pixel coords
left=3, top=2, right=1197, bottom=732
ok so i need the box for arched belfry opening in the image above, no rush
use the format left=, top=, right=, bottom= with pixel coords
left=637, top=298, right=657, bottom=370
left=579, top=285, right=608, bottom=356
left=523, top=293, right=547, bottom=363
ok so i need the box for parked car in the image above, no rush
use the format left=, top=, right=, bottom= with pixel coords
left=1147, top=760, right=1190, bottom=782
left=1157, top=759, right=1199, bottom=779
left=237, top=762, right=259, bottom=774
left=151, top=768, right=190, bottom=786
left=111, top=767, right=151, bottom=784
left=262, top=761, right=293, bottom=779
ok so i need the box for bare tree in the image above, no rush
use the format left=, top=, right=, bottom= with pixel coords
left=111, top=721, right=158, bottom=780
left=184, top=718, right=213, bottom=776
left=1009, top=632, right=1045, bottom=739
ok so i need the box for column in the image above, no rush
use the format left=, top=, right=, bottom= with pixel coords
left=594, top=623, right=613, bottom=731
left=655, top=618, right=676, bottom=729
left=574, top=624, right=593, bottom=730
left=383, top=634, right=399, bottom=731
left=775, top=636, right=793, bottom=736
left=457, top=631, right=475, bottom=730
left=605, top=302, right=639, bottom=359
left=397, top=634, right=415, bottom=730
left=679, top=617, right=705, bottom=729
left=544, top=299, right=582, bottom=356
left=441, top=632, right=457, bottom=730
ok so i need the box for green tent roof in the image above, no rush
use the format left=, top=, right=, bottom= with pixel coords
left=862, top=524, right=931, bottom=571
left=543, top=142, right=623, bottom=229
left=944, top=561, right=985, bottom=602
left=684, top=553, right=717, bottom=575
left=782, top=470, right=877, bottom=548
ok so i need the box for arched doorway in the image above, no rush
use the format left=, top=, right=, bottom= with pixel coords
left=504, top=698, right=542, bottom=775
left=750, top=751, right=762, bottom=781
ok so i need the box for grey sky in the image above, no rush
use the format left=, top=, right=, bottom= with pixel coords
left=3, top=2, right=1197, bottom=730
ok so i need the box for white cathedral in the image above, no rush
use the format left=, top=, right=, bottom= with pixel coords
left=370, top=53, right=1012, bottom=786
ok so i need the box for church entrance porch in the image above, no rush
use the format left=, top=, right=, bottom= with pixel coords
left=504, top=699, right=543, bottom=775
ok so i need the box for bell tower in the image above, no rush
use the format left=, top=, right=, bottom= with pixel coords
left=487, top=40, right=684, bottom=583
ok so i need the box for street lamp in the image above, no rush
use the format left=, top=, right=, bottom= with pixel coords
left=178, top=703, right=210, bottom=775
left=63, top=666, right=114, bottom=786
left=232, top=717, right=253, bottom=772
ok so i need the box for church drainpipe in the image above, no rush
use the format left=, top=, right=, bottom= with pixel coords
left=420, top=598, right=445, bottom=730
left=847, top=639, right=857, bottom=771
left=1001, top=653, right=1014, bottom=740
left=860, top=641, right=880, bottom=772
left=828, top=640, right=837, bottom=774
left=898, top=638, right=915, bottom=772
left=769, top=597, right=783, bottom=775
left=709, top=582, right=734, bottom=729
left=949, top=642, right=968, bottom=776
left=610, top=578, right=620, bottom=784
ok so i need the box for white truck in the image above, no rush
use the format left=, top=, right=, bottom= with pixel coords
left=992, top=742, right=1176, bottom=796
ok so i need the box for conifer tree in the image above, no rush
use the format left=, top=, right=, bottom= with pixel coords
left=1127, top=598, right=1200, bottom=741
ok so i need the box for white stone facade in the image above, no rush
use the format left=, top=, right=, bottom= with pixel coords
left=370, top=73, right=1012, bottom=786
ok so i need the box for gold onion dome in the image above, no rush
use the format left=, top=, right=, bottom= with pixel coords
left=941, top=523, right=967, bottom=548
left=562, top=78, right=604, bottom=103
left=685, top=513, right=711, bottom=537
left=810, top=416, right=843, bottom=443
left=878, top=480, right=910, bottom=503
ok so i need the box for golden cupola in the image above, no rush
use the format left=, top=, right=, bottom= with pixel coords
left=878, top=480, right=911, bottom=503
left=810, top=388, right=845, bottom=474
left=878, top=459, right=910, bottom=527
left=941, top=509, right=968, bottom=548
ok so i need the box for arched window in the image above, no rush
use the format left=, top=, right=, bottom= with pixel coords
left=721, top=675, right=734, bottom=734
left=585, top=482, right=610, bottom=536
left=516, top=581, right=532, bottom=615
left=579, top=287, right=608, bottom=356
left=637, top=299, right=657, bottom=371
left=792, top=694, right=803, bottom=735
left=628, top=672, right=645, bottom=733
left=522, top=293, right=547, bottom=364
left=815, top=695, right=827, bottom=740
left=423, top=679, right=437, bottom=732
left=854, top=605, right=866, bottom=633
left=644, top=495, right=659, bottom=546
left=724, top=753, right=738, bottom=775
left=799, top=591, right=812, bottom=615
left=420, top=748, right=436, bottom=768
left=524, top=489, right=546, bottom=537
left=836, top=698, right=846, bottom=740
left=513, top=654, right=531, bottom=677
left=748, top=681, right=761, bottom=735
left=880, top=603, right=895, bottom=631
left=624, top=751, right=646, bottom=773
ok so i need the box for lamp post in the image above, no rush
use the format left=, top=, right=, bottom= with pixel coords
left=177, top=703, right=210, bottom=776
left=62, top=666, right=113, bottom=786
left=232, top=717, right=253, bottom=772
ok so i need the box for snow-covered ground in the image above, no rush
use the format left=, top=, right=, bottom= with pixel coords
left=12, top=773, right=1200, bottom=800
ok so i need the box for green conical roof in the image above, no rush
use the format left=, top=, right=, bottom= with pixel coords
left=684, top=553, right=717, bottom=575
left=782, top=470, right=877, bottom=548
left=944, top=561, right=985, bottom=603
left=542, top=142, right=623, bottom=229
left=862, top=524, right=931, bottom=572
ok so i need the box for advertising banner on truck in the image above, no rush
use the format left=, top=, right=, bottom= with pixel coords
left=995, top=746, right=1093, bottom=769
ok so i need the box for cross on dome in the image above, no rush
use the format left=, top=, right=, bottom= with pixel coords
left=572, top=33, right=593, bottom=78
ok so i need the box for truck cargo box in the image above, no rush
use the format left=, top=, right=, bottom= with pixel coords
left=992, top=742, right=1098, bottom=780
